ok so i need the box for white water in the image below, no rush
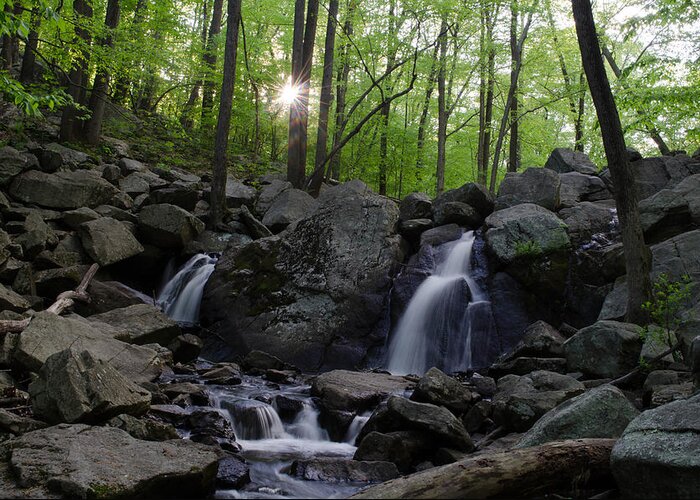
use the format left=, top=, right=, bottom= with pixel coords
left=386, top=231, right=491, bottom=375
left=157, top=253, right=218, bottom=323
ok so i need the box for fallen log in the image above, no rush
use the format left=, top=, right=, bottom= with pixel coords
left=351, top=438, right=616, bottom=499
left=0, top=264, right=99, bottom=334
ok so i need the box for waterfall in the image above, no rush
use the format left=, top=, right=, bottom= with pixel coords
left=386, top=231, right=493, bottom=375
left=157, top=253, right=218, bottom=324
left=226, top=399, right=289, bottom=440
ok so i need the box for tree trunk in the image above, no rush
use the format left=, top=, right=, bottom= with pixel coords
left=0, top=5, right=11, bottom=70
left=477, top=0, right=496, bottom=186
left=19, top=5, right=41, bottom=83
left=295, top=0, right=319, bottom=184
left=286, top=0, right=310, bottom=188
left=82, top=0, right=121, bottom=145
left=308, top=0, right=339, bottom=195
left=378, top=0, right=397, bottom=196
left=435, top=19, right=448, bottom=196
left=201, top=0, right=225, bottom=127
left=180, top=0, right=209, bottom=130
left=572, top=0, right=651, bottom=325
left=59, top=0, right=93, bottom=142
left=507, top=1, right=520, bottom=173
left=352, top=439, right=616, bottom=499
left=210, top=0, right=242, bottom=229
left=575, top=70, right=585, bottom=151
left=415, top=42, right=440, bottom=172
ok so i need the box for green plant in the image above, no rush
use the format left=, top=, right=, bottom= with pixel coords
left=641, top=273, right=694, bottom=363
left=514, top=239, right=542, bottom=259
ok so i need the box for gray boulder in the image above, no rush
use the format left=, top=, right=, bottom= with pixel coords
left=88, top=304, right=181, bottom=345
left=0, top=145, right=30, bottom=185
left=0, top=283, right=30, bottom=312
left=118, top=157, right=148, bottom=174
left=262, top=189, right=318, bottom=232
left=611, top=392, right=700, bottom=499
left=39, top=143, right=91, bottom=172
left=419, top=223, right=462, bottom=247
left=255, top=179, right=292, bottom=217
left=433, top=182, right=494, bottom=219
left=105, top=414, right=179, bottom=441
left=563, top=320, right=642, bottom=378
left=201, top=180, right=403, bottom=371
left=495, top=167, right=561, bottom=211
left=137, top=203, right=205, bottom=248
left=620, top=155, right=699, bottom=200
left=9, top=170, right=119, bottom=209
left=558, top=172, right=611, bottom=208
left=545, top=148, right=598, bottom=175
left=63, top=207, right=101, bottom=230
left=146, top=186, right=199, bottom=212
left=559, top=201, right=617, bottom=246
left=29, top=349, right=151, bottom=424
left=79, top=217, right=144, bottom=266
left=506, top=321, right=566, bottom=358
left=432, top=201, right=481, bottom=227
left=7, top=424, right=220, bottom=498
left=399, top=192, right=432, bottom=221
left=517, top=384, right=639, bottom=447
left=639, top=173, right=700, bottom=243
left=311, top=370, right=413, bottom=412
left=354, top=431, right=433, bottom=473
left=411, top=367, right=474, bottom=415
left=119, top=173, right=151, bottom=197
left=224, top=177, right=257, bottom=208
left=291, top=458, right=399, bottom=483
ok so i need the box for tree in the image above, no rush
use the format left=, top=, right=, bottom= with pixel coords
left=210, top=0, right=242, bottom=228
left=201, top=0, right=224, bottom=126
left=435, top=19, right=448, bottom=195
left=571, top=0, right=651, bottom=324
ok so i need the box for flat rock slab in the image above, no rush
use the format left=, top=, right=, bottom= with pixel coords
left=311, top=370, right=414, bottom=412
left=88, top=304, right=181, bottom=346
left=79, top=217, right=144, bottom=266
left=6, top=424, right=221, bottom=499
left=9, top=170, right=118, bottom=209
left=291, top=458, right=399, bottom=483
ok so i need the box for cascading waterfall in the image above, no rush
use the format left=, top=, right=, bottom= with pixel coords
left=386, top=230, right=493, bottom=375
left=157, top=253, right=218, bottom=324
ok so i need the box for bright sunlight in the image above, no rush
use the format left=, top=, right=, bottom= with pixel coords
left=279, top=82, right=300, bottom=106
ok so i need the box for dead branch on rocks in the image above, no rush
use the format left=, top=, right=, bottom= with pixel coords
left=0, top=264, right=99, bottom=334
left=610, top=341, right=682, bottom=387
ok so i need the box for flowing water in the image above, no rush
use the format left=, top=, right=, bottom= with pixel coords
left=157, top=253, right=219, bottom=324
left=385, top=231, right=494, bottom=375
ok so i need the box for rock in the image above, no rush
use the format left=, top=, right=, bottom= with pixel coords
left=7, top=424, right=220, bottom=498
left=74, top=280, right=145, bottom=316
left=187, top=408, right=236, bottom=441
left=160, top=382, right=210, bottom=406
left=627, top=147, right=643, bottom=162
left=201, top=180, right=403, bottom=371
left=238, top=205, right=273, bottom=239
left=101, top=164, right=121, bottom=183
left=137, top=203, right=205, bottom=248
left=38, top=143, right=91, bottom=172
left=559, top=201, right=617, bottom=246
left=398, top=219, right=433, bottom=241
left=105, top=414, right=179, bottom=441
left=168, top=334, right=204, bottom=363
left=12, top=312, right=162, bottom=385
left=255, top=179, right=292, bottom=217
left=649, top=382, right=694, bottom=407
left=504, top=321, right=566, bottom=359
left=262, top=189, right=318, bottom=232
left=490, top=357, right=567, bottom=377
left=629, top=156, right=697, bottom=200
left=62, top=207, right=101, bottom=230
left=291, top=458, right=399, bottom=483
left=273, top=394, right=305, bottom=421
left=0, top=146, right=30, bottom=185
left=242, top=350, right=291, bottom=372
left=691, top=336, right=700, bottom=390
left=0, top=283, right=29, bottom=312
left=410, top=367, right=474, bottom=415
left=118, top=157, right=148, bottom=174
left=419, top=223, right=463, bottom=247
left=432, top=201, right=481, bottom=227
left=563, top=321, right=643, bottom=378
left=29, top=348, right=151, bottom=424
left=223, top=177, right=257, bottom=208
left=639, top=174, right=700, bottom=243
left=643, top=370, right=683, bottom=393
left=558, top=172, right=611, bottom=208
left=311, top=370, right=413, bottom=412
left=0, top=409, right=47, bottom=435
left=13, top=264, right=89, bottom=298
left=611, top=393, right=700, bottom=499
left=88, top=304, right=181, bottom=346
left=9, top=170, right=119, bottom=209
left=495, top=167, right=561, bottom=211
left=94, top=205, right=138, bottom=224
left=217, top=456, right=250, bottom=489
left=433, top=183, right=494, bottom=219
left=516, top=385, right=639, bottom=447
left=545, top=148, right=598, bottom=175
left=461, top=401, right=492, bottom=433
left=78, top=217, right=144, bottom=266
left=353, top=431, right=433, bottom=473
left=146, top=186, right=199, bottom=212
left=399, top=192, right=432, bottom=221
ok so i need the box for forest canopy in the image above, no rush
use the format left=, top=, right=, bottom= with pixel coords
left=1, top=0, right=699, bottom=198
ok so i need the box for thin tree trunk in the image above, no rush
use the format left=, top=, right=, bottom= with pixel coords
left=113, top=0, right=147, bottom=105
left=180, top=0, right=209, bottom=130
left=287, top=0, right=308, bottom=188
left=308, top=0, right=339, bottom=195
left=210, top=0, right=242, bottom=229
left=477, top=0, right=496, bottom=186
left=378, top=0, right=397, bottom=196
left=82, top=0, right=121, bottom=144
left=201, top=0, right=225, bottom=126
left=435, top=19, right=448, bottom=196
left=572, top=0, right=651, bottom=325
left=507, top=1, right=520, bottom=173
left=19, top=5, right=41, bottom=83
left=0, top=5, right=12, bottom=70
left=296, top=0, right=319, bottom=182
left=415, top=42, right=440, bottom=172
left=575, top=69, right=585, bottom=151
left=240, top=18, right=261, bottom=156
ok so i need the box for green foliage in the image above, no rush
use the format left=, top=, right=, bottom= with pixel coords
left=0, top=73, right=70, bottom=117
left=514, top=239, right=542, bottom=259
left=641, top=273, right=694, bottom=363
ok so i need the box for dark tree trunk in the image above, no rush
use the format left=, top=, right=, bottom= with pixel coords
left=572, top=0, right=651, bottom=324
left=82, top=0, right=121, bottom=144
left=19, top=5, right=41, bottom=83
left=575, top=70, right=585, bottom=151
left=1, top=4, right=14, bottom=70
left=201, top=0, right=225, bottom=126
left=240, top=17, right=262, bottom=156
left=113, top=0, right=147, bottom=105
left=436, top=19, right=448, bottom=195
left=308, top=0, right=339, bottom=195
left=210, top=0, right=242, bottom=229
left=507, top=1, right=520, bottom=173
left=477, top=0, right=496, bottom=186
left=415, top=42, right=440, bottom=173
left=180, top=0, right=209, bottom=130
left=378, top=0, right=397, bottom=196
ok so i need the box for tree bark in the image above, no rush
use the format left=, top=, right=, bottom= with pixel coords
left=286, top=0, right=310, bottom=188
left=415, top=42, right=440, bottom=172
left=210, top=0, right=242, bottom=229
left=507, top=1, right=520, bottom=173
left=378, top=0, right=398, bottom=196
left=307, top=0, right=339, bottom=195
left=19, top=5, right=41, bottom=83
left=352, top=439, right=616, bottom=499
left=180, top=0, right=209, bottom=130
left=572, top=0, right=651, bottom=325
left=435, top=19, right=448, bottom=196
left=575, top=70, right=585, bottom=152
left=200, top=0, right=225, bottom=127
left=477, top=0, right=496, bottom=186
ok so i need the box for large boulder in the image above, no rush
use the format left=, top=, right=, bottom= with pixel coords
left=261, top=189, right=318, bottom=232
left=11, top=312, right=163, bottom=384
left=563, top=320, right=642, bottom=378
left=433, top=183, right=494, bottom=220
left=137, top=203, right=205, bottom=248
left=639, top=174, right=700, bottom=243
left=255, top=179, right=292, bottom=217
left=559, top=201, right=617, bottom=247
left=399, top=192, right=432, bottom=221
left=201, top=181, right=403, bottom=371
left=606, top=155, right=700, bottom=201
left=291, top=458, right=399, bottom=484
left=516, top=385, right=639, bottom=447
left=0, top=283, right=30, bottom=312
left=9, top=170, right=119, bottom=209
left=558, top=172, right=611, bottom=208
left=495, top=167, right=561, bottom=211
left=79, top=217, right=144, bottom=266
left=410, top=367, right=474, bottom=415
left=146, top=186, right=199, bottom=212
left=0, top=146, right=30, bottom=185
left=87, top=304, right=181, bottom=345
left=6, top=424, right=220, bottom=498
left=38, top=143, right=91, bottom=172
left=611, top=393, right=700, bottom=499
left=311, top=370, right=413, bottom=412
left=545, top=148, right=598, bottom=175
left=29, top=349, right=151, bottom=424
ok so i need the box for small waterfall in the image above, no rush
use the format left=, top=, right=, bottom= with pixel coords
left=226, top=399, right=289, bottom=440
left=344, top=413, right=370, bottom=444
left=386, top=231, right=493, bottom=375
left=157, top=253, right=218, bottom=324
left=287, top=403, right=329, bottom=441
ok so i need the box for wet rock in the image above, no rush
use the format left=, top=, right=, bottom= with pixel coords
left=217, top=456, right=250, bottom=489
left=78, top=217, right=144, bottom=266
left=88, top=304, right=181, bottom=346
left=160, top=382, right=210, bottom=406
left=516, top=385, right=639, bottom=447
left=354, top=430, right=433, bottom=473
left=168, top=334, right=204, bottom=363
left=545, top=148, right=598, bottom=175
left=187, top=408, right=236, bottom=441
left=262, top=189, right=318, bottom=232
left=432, top=201, right=481, bottom=227
left=200, top=364, right=242, bottom=385
left=399, top=192, right=432, bottom=221
left=137, top=203, right=205, bottom=249
left=242, top=350, right=291, bottom=372
left=29, top=348, right=151, bottom=424
left=495, top=167, right=561, bottom=211
left=433, top=182, right=494, bottom=220
left=411, top=367, right=474, bottom=415
left=274, top=395, right=305, bottom=421
left=7, top=424, right=220, bottom=498
left=611, top=392, right=700, bottom=499
left=9, top=170, right=119, bottom=209
left=291, top=458, right=399, bottom=483
left=105, top=414, right=179, bottom=441
left=311, top=370, right=413, bottom=412
left=564, top=320, right=643, bottom=378
left=419, top=223, right=462, bottom=247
